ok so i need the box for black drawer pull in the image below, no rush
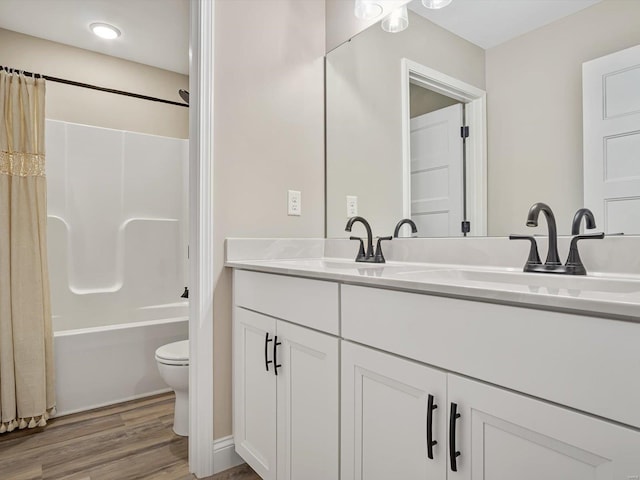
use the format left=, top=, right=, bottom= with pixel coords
left=427, top=394, right=438, bottom=460
left=264, top=332, right=273, bottom=371
left=273, top=335, right=282, bottom=376
left=449, top=402, right=461, bottom=472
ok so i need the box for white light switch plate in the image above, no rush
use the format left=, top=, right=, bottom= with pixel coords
left=288, top=190, right=301, bottom=216
left=346, top=195, right=358, bottom=217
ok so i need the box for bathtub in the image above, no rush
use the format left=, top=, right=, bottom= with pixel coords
left=54, top=316, right=188, bottom=416
left=46, top=119, right=190, bottom=416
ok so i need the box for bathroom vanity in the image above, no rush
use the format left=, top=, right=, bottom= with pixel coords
left=228, top=239, right=640, bottom=480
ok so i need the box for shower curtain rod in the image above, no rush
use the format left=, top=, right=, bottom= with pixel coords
left=0, top=65, right=188, bottom=107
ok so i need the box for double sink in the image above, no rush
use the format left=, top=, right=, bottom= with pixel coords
left=240, top=258, right=640, bottom=307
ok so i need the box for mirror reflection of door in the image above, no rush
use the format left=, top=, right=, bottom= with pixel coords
left=583, top=43, right=640, bottom=235
left=409, top=85, right=464, bottom=237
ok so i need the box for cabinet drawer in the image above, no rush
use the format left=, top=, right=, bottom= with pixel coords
left=234, top=270, right=339, bottom=335
left=341, top=284, right=640, bottom=429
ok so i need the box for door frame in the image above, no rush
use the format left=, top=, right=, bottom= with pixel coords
left=401, top=58, right=487, bottom=236
left=189, top=0, right=215, bottom=477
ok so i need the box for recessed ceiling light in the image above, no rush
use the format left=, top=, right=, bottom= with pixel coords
left=90, top=22, right=121, bottom=40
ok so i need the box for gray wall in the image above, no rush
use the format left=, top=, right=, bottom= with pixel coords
left=486, top=0, right=640, bottom=235
left=326, top=11, right=485, bottom=238
left=213, top=0, right=326, bottom=439
left=0, top=28, right=188, bottom=138
left=410, top=84, right=459, bottom=118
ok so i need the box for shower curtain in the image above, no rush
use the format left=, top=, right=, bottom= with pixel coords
left=0, top=70, right=55, bottom=434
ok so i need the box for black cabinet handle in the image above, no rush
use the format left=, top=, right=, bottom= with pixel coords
left=427, top=394, right=438, bottom=460
left=273, top=335, right=282, bottom=376
left=264, top=332, right=273, bottom=372
left=449, top=402, right=461, bottom=472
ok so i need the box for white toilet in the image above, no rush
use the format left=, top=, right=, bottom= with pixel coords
left=155, top=340, right=189, bottom=436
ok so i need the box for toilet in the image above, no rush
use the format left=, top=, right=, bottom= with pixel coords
left=155, top=340, right=189, bottom=436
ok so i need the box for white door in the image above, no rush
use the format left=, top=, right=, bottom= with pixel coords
left=583, top=43, right=640, bottom=234
left=341, top=341, right=448, bottom=480
left=233, top=308, right=277, bottom=480
left=448, top=374, right=640, bottom=480
left=409, top=103, right=464, bottom=237
left=276, top=321, right=339, bottom=480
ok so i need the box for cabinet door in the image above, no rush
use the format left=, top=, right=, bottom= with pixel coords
left=448, top=374, right=640, bottom=480
left=233, top=307, right=277, bottom=480
left=341, top=341, right=447, bottom=480
left=276, top=320, right=339, bottom=480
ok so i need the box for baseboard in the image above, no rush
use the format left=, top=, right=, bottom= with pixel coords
left=55, top=388, right=173, bottom=417
left=213, top=435, right=244, bottom=474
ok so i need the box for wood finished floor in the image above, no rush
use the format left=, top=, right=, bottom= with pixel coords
left=0, top=393, right=261, bottom=480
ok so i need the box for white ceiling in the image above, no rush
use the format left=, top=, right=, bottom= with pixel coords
left=0, top=0, right=189, bottom=74
left=0, top=0, right=603, bottom=72
left=408, top=0, right=602, bottom=49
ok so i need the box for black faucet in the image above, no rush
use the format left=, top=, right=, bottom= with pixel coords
left=374, top=236, right=393, bottom=263
left=571, top=208, right=596, bottom=235
left=526, top=202, right=562, bottom=267
left=345, top=216, right=374, bottom=261
left=345, top=216, right=390, bottom=263
left=565, top=208, right=604, bottom=275
left=510, top=203, right=604, bottom=275
left=393, top=218, right=418, bottom=238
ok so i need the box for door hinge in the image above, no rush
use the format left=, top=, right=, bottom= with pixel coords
left=461, top=221, right=471, bottom=234
left=460, top=126, right=469, bottom=138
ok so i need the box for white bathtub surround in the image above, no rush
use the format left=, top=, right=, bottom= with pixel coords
left=54, top=318, right=187, bottom=416
left=0, top=71, right=56, bottom=435
left=46, top=119, right=189, bottom=331
left=45, top=120, right=189, bottom=416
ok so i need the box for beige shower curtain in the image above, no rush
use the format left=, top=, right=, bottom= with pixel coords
left=0, top=70, right=56, bottom=434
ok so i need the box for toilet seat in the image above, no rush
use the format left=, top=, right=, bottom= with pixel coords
left=155, top=340, right=189, bottom=366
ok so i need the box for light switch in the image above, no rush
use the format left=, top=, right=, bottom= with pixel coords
left=347, top=195, right=358, bottom=217
left=288, top=190, right=301, bottom=216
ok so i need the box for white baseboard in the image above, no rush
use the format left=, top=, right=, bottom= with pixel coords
left=213, top=435, right=244, bottom=474
left=55, top=388, right=172, bottom=417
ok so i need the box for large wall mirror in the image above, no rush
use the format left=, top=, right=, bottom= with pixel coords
left=326, top=0, right=640, bottom=238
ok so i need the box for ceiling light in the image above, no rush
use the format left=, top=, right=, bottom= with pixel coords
left=354, top=0, right=383, bottom=20
left=422, top=0, right=453, bottom=9
left=90, top=23, right=121, bottom=40
left=381, top=5, right=409, bottom=33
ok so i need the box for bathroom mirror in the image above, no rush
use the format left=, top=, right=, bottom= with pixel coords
left=325, top=0, right=640, bottom=238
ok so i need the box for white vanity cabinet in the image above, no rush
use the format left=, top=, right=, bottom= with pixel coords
left=233, top=270, right=340, bottom=480
left=341, top=341, right=447, bottom=480
left=341, top=284, right=640, bottom=479
left=341, top=341, right=640, bottom=480
left=232, top=267, right=640, bottom=480
left=449, top=374, right=640, bottom=479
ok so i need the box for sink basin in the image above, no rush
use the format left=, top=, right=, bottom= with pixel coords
left=264, top=259, right=387, bottom=270
left=393, top=269, right=640, bottom=294
left=254, top=258, right=449, bottom=276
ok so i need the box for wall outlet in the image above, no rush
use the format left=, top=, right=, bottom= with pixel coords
left=346, top=195, right=358, bottom=217
left=288, top=190, right=301, bottom=216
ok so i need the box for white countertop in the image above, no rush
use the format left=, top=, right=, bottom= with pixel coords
left=225, top=257, right=640, bottom=321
